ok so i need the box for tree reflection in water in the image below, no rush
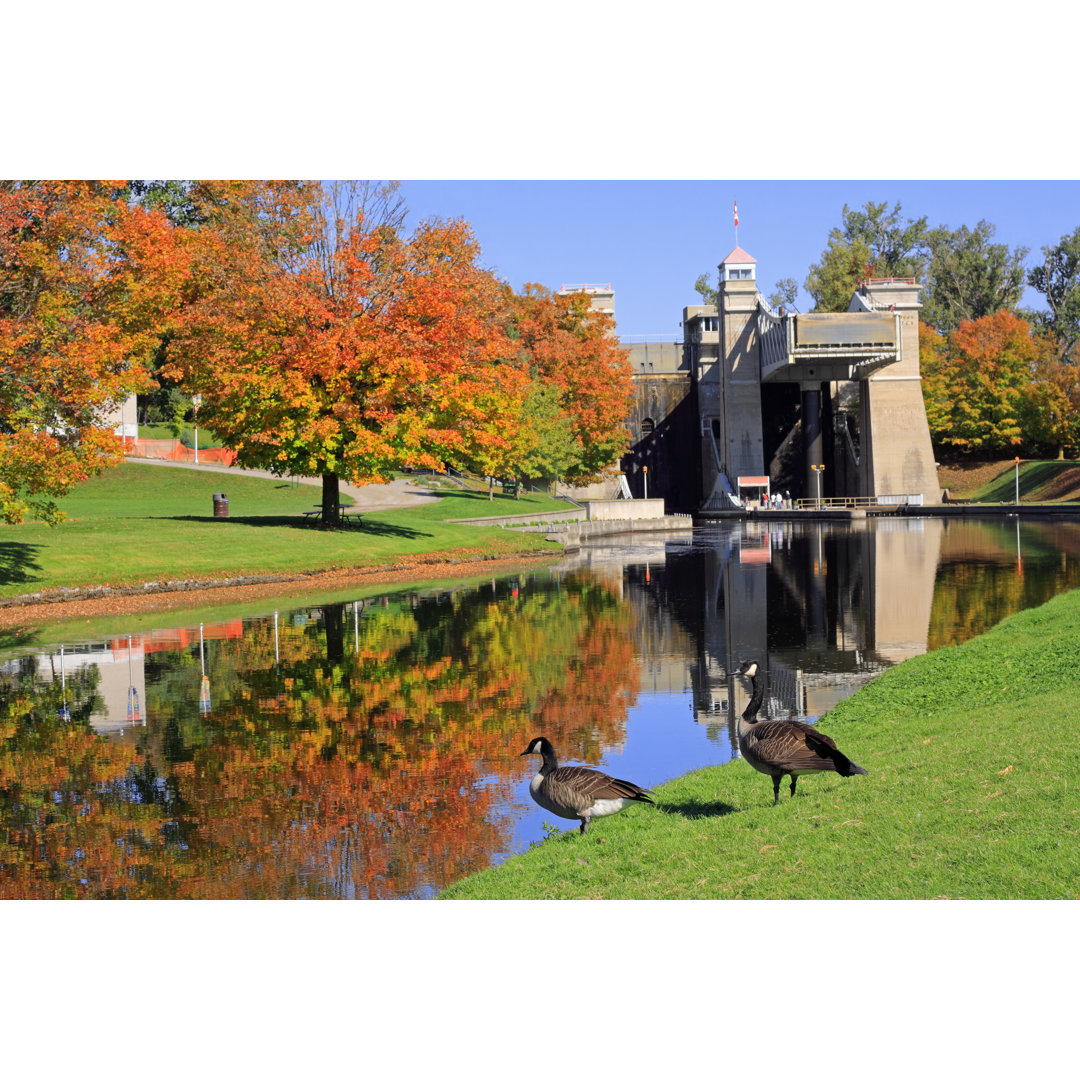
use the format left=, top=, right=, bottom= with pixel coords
left=0, top=572, right=638, bottom=899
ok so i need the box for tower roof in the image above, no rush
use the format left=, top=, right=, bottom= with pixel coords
left=720, top=246, right=756, bottom=264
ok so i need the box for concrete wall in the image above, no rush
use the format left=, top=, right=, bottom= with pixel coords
left=587, top=498, right=666, bottom=521
left=857, top=282, right=940, bottom=504
left=450, top=499, right=666, bottom=527
left=622, top=367, right=699, bottom=511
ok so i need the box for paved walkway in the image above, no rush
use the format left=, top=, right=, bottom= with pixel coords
left=126, top=456, right=435, bottom=511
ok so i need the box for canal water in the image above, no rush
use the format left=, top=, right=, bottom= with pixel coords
left=2, top=515, right=1078, bottom=899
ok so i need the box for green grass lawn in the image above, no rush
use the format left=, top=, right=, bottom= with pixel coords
left=57, top=460, right=338, bottom=519
left=138, top=422, right=225, bottom=447
left=0, top=462, right=562, bottom=599
left=442, top=589, right=1080, bottom=900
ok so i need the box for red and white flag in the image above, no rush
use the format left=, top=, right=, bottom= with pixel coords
left=733, top=200, right=739, bottom=228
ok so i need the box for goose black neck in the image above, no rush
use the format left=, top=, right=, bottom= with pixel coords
left=742, top=670, right=764, bottom=723
left=538, top=743, right=559, bottom=775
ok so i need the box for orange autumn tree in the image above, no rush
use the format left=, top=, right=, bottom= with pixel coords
left=504, top=284, right=633, bottom=487
left=920, top=310, right=1052, bottom=454
left=0, top=181, right=183, bottom=523
left=165, top=182, right=527, bottom=524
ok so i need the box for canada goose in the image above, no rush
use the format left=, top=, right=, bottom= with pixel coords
left=520, top=736, right=654, bottom=835
left=735, top=660, right=868, bottom=805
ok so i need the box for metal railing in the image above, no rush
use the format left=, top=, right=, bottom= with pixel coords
left=794, top=494, right=922, bottom=510
left=795, top=496, right=879, bottom=509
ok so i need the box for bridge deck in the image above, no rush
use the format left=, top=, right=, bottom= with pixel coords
left=758, top=304, right=902, bottom=383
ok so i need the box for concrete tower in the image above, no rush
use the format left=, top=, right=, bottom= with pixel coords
left=716, top=247, right=765, bottom=481
left=852, top=279, right=939, bottom=501
left=694, top=247, right=767, bottom=510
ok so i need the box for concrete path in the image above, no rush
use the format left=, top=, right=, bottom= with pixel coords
left=126, top=456, right=436, bottom=511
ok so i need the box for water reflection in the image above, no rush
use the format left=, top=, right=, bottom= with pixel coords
left=2, top=517, right=1078, bottom=899
left=1, top=573, right=639, bottom=898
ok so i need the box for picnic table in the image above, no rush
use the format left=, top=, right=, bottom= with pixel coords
left=302, top=506, right=363, bottom=526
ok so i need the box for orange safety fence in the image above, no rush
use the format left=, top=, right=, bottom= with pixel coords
left=122, top=437, right=237, bottom=467
left=108, top=619, right=245, bottom=658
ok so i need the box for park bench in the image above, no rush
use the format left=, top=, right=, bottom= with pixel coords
left=302, top=506, right=363, bottom=526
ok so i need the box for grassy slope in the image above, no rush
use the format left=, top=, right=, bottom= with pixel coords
left=0, top=462, right=561, bottom=599
left=938, top=459, right=1080, bottom=502
left=442, top=589, right=1080, bottom=900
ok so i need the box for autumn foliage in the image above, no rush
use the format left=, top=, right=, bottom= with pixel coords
left=159, top=184, right=533, bottom=521
left=921, top=310, right=1056, bottom=455
left=1, top=180, right=635, bottom=525
left=0, top=181, right=183, bottom=522
left=505, top=284, right=633, bottom=483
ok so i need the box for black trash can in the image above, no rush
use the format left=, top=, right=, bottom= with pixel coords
left=213, top=493, right=229, bottom=518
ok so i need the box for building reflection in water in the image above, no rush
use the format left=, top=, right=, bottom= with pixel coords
left=19, top=516, right=1076, bottom=759
left=596, top=517, right=947, bottom=761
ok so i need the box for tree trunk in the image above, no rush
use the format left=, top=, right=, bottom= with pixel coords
left=488, top=476, right=494, bottom=501
left=321, top=472, right=340, bottom=527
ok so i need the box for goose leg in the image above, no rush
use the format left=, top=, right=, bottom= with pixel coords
left=579, top=817, right=589, bottom=835
left=772, top=776, right=781, bottom=805
left=790, top=776, right=798, bottom=798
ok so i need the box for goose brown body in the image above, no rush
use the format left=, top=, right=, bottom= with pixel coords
left=520, top=737, right=654, bottom=834
left=735, top=660, right=868, bottom=804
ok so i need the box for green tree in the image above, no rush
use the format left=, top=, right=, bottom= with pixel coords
left=513, top=380, right=582, bottom=491
left=768, top=277, right=799, bottom=310
left=805, top=201, right=928, bottom=312
left=921, top=220, right=1028, bottom=333
left=127, top=181, right=203, bottom=228
left=1027, top=226, right=1080, bottom=361
left=693, top=272, right=717, bottom=306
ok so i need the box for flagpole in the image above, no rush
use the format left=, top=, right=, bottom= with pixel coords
left=734, top=198, right=739, bottom=247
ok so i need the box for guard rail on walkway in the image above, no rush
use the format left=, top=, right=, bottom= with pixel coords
left=794, top=495, right=923, bottom=510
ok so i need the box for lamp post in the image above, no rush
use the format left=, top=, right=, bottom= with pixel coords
left=192, top=394, right=203, bottom=464
left=643, top=464, right=648, bottom=500
left=811, top=463, right=825, bottom=508
left=1014, top=456, right=1020, bottom=505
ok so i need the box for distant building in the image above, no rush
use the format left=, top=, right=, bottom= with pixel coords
left=557, top=283, right=615, bottom=319
left=102, top=393, right=138, bottom=447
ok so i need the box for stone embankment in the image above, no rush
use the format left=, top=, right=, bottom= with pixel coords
left=449, top=497, right=694, bottom=548
left=522, top=516, right=694, bottom=549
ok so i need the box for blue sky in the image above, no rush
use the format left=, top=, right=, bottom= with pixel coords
left=402, top=180, right=1080, bottom=338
